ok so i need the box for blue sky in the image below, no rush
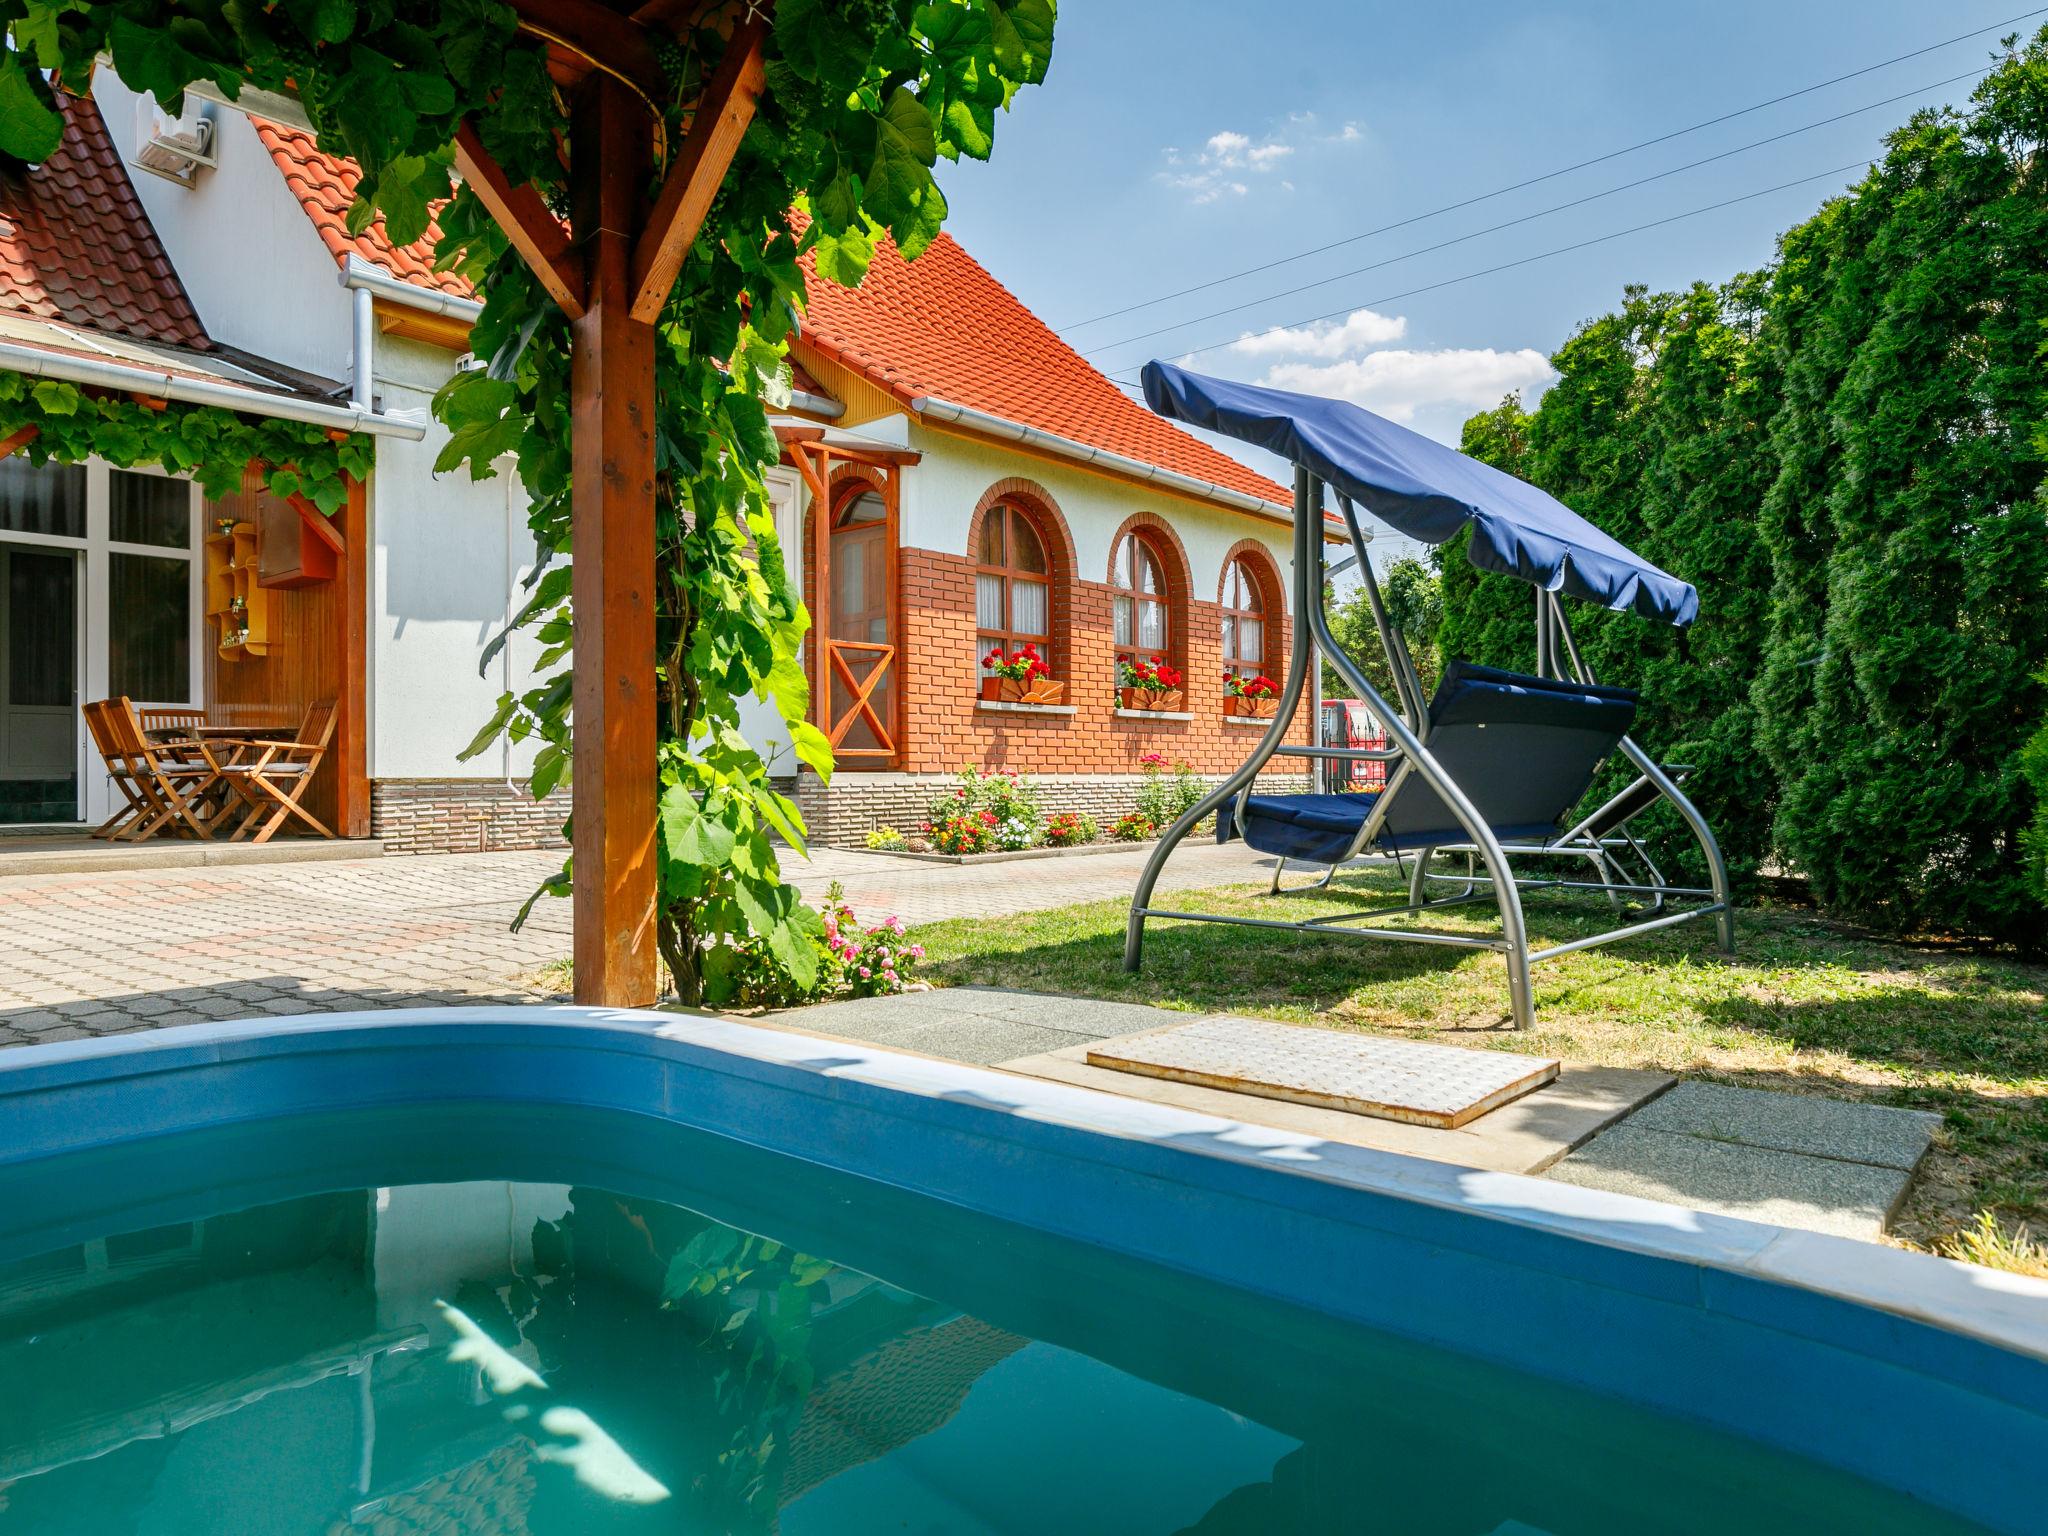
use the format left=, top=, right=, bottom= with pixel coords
left=932, top=0, right=2041, bottom=450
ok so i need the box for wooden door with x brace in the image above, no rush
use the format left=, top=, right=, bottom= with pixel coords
left=823, top=485, right=899, bottom=766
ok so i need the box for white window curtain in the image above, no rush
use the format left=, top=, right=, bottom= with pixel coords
left=975, top=572, right=1005, bottom=632
left=1137, top=598, right=1166, bottom=652
left=1010, top=578, right=1047, bottom=637
left=1114, top=594, right=1133, bottom=648
left=1237, top=616, right=1263, bottom=665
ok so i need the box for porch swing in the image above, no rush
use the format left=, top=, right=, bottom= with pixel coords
left=1123, top=362, right=1734, bottom=1030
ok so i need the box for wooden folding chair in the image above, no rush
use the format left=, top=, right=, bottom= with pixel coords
left=82, top=701, right=153, bottom=840
left=105, top=698, right=216, bottom=841
left=219, top=699, right=337, bottom=844
left=137, top=706, right=207, bottom=741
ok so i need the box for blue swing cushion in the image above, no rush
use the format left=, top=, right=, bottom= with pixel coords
left=1216, top=661, right=1640, bottom=866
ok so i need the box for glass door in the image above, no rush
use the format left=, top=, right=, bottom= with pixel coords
left=0, top=545, right=78, bottom=823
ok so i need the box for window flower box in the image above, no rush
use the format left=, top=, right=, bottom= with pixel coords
left=1118, top=687, right=1185, bottom=712
left=1225, top=673, right=1280, bottom=717
left=981, top=644, right=1063, bottom=705
left=981, top=675, right=1067, bottom=705
left=1119, top=656, right=1183, bottom=713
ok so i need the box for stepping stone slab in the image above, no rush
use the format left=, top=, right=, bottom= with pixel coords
left=1626, top=1081, right=1938, bottom=1170
left=1086, top=1016, right=1560, bottom=1129
left=1547, top=1122, right=1913, bottom=1241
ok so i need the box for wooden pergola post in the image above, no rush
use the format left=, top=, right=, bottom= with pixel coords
left=447, top=8, right=769, bottom=1008
left=567, top=76, right=659, bottom=1006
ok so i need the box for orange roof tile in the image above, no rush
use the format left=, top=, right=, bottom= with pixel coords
left=0, top=94, right=208, bottom=349
left=796, top=228, right=1290, bottom=510
left=252, top=118, right=474, bottom=299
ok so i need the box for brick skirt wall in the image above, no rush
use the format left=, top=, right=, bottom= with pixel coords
left=372, top=778, right=569, bottom=855
left=796, top=769, right=1312, bottom=848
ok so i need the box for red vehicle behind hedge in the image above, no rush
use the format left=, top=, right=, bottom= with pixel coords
left=1319, top=699, right=1389, bottom=790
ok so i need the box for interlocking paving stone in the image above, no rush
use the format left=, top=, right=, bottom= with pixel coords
left=1547, top=1122, right=1914, bottom=1241
left=0, top=842, right=1278, bottom=1043
left=1625, top=1080, right=1939, bottom=1171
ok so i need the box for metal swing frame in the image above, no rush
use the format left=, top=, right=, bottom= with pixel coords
left=1123, top=466, right=1734, bottom=1030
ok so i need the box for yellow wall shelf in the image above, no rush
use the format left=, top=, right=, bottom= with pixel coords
left=203, top=522, right=276, bottom=661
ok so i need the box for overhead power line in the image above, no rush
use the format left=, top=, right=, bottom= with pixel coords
left=1062, top=6, right=2046, bottom=332
left=1081, top=66, right=1987, bottom=361
left=1104, top=159, right=1871, bottom=382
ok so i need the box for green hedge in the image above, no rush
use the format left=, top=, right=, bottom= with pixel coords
left=1442, top=33, right=2048, bottom=943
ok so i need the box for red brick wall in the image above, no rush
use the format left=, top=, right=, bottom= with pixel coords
left=896, top=543, right=1311, bottom=776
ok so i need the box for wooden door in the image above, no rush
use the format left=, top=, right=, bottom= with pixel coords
left=824, top=489, right=897, bottom=763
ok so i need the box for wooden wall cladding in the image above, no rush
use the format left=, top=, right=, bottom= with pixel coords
left=200, top=469, right=367, bottom=837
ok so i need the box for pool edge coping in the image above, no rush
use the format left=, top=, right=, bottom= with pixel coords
left=1, top=1003, right=2042, bottom=1373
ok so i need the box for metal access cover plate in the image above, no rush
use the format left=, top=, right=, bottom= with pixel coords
left=1086, top=1017, right=1561, bottom=1129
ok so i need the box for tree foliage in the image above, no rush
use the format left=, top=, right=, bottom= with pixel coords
left=1, top=1, right=1055, bottom=998
left=1323, top=556, right=1441, bottom=708
left=1451, top=33, right=2048, bottom=941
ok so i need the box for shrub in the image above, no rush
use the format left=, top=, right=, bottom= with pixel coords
left=1110, top=811, right=1157, bottom=842
left=2022, top=690, right=2048, bottom=906
left=1043, top=810, right=1098, bottom=847
left=821, top=903, right=925, bottom=999
left=1136, top=754, right=1207, bottom=828
left=865, top=826, right=906, bottom=851
left=926, top=810, right=998, bottom=856
left=927, top=764, right=1040, bottom=828
left=726, top=882, right=921, bottom=1006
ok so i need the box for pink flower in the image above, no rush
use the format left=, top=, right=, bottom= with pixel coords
left=858, top=966, right=871, bottom=979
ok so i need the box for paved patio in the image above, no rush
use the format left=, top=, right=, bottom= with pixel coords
left=0, top=840, right=1273, bottom=1045
left=770, top=988, right=1939, bottom=1241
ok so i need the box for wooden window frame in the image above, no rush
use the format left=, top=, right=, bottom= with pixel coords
left=1220, top=553, right=1271, bottom=681
left=975, top=501, right=1054, bottom=676
left=1111, top=528, right=1175, bottom=672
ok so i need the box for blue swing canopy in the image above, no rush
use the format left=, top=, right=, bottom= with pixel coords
left=1142, top=361, right=1698, bottom=626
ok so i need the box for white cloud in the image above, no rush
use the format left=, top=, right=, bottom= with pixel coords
left=1230, top=308, right=1408, bottom=358
left=1157, top=123, right=1303, bottom=203
left=1260, top=348, right=1556, bottom=424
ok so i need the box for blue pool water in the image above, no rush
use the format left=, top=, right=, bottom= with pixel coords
left=0, top=1101, right=1992, bottom=1534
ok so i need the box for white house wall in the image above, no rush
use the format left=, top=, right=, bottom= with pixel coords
left=366, top=335, right=544, bottom=781
left=93, top=80, right=354, bottom=383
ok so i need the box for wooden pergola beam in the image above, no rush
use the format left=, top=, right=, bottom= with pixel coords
left=629, top=14, right=769, bottom=323
left=0, top=424, right=39, bottom=460
left=454, top=123, right=587, bottom=319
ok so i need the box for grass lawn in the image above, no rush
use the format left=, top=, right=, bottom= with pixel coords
left=909, top=862, right=2047, bottom=1265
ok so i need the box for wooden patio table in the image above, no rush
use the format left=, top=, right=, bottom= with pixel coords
left=141, top=724, right=298, bottom=837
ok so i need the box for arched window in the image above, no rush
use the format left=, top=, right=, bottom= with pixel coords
left=1220, top=554, right=1268, bottom=682
left=1111, top=530, right=1171, bottom=667
left=975, top=501, right=1051, bottom=674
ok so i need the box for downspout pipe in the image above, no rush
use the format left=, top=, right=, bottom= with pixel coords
left=0, top=340, right=427, bottom=440
left=349, top=284, right=377, bottom=413
left=908, top=395, right=1295, bottom=521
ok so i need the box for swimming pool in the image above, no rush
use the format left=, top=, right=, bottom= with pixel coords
left=0, top=1007, right=2041, bottom=1533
